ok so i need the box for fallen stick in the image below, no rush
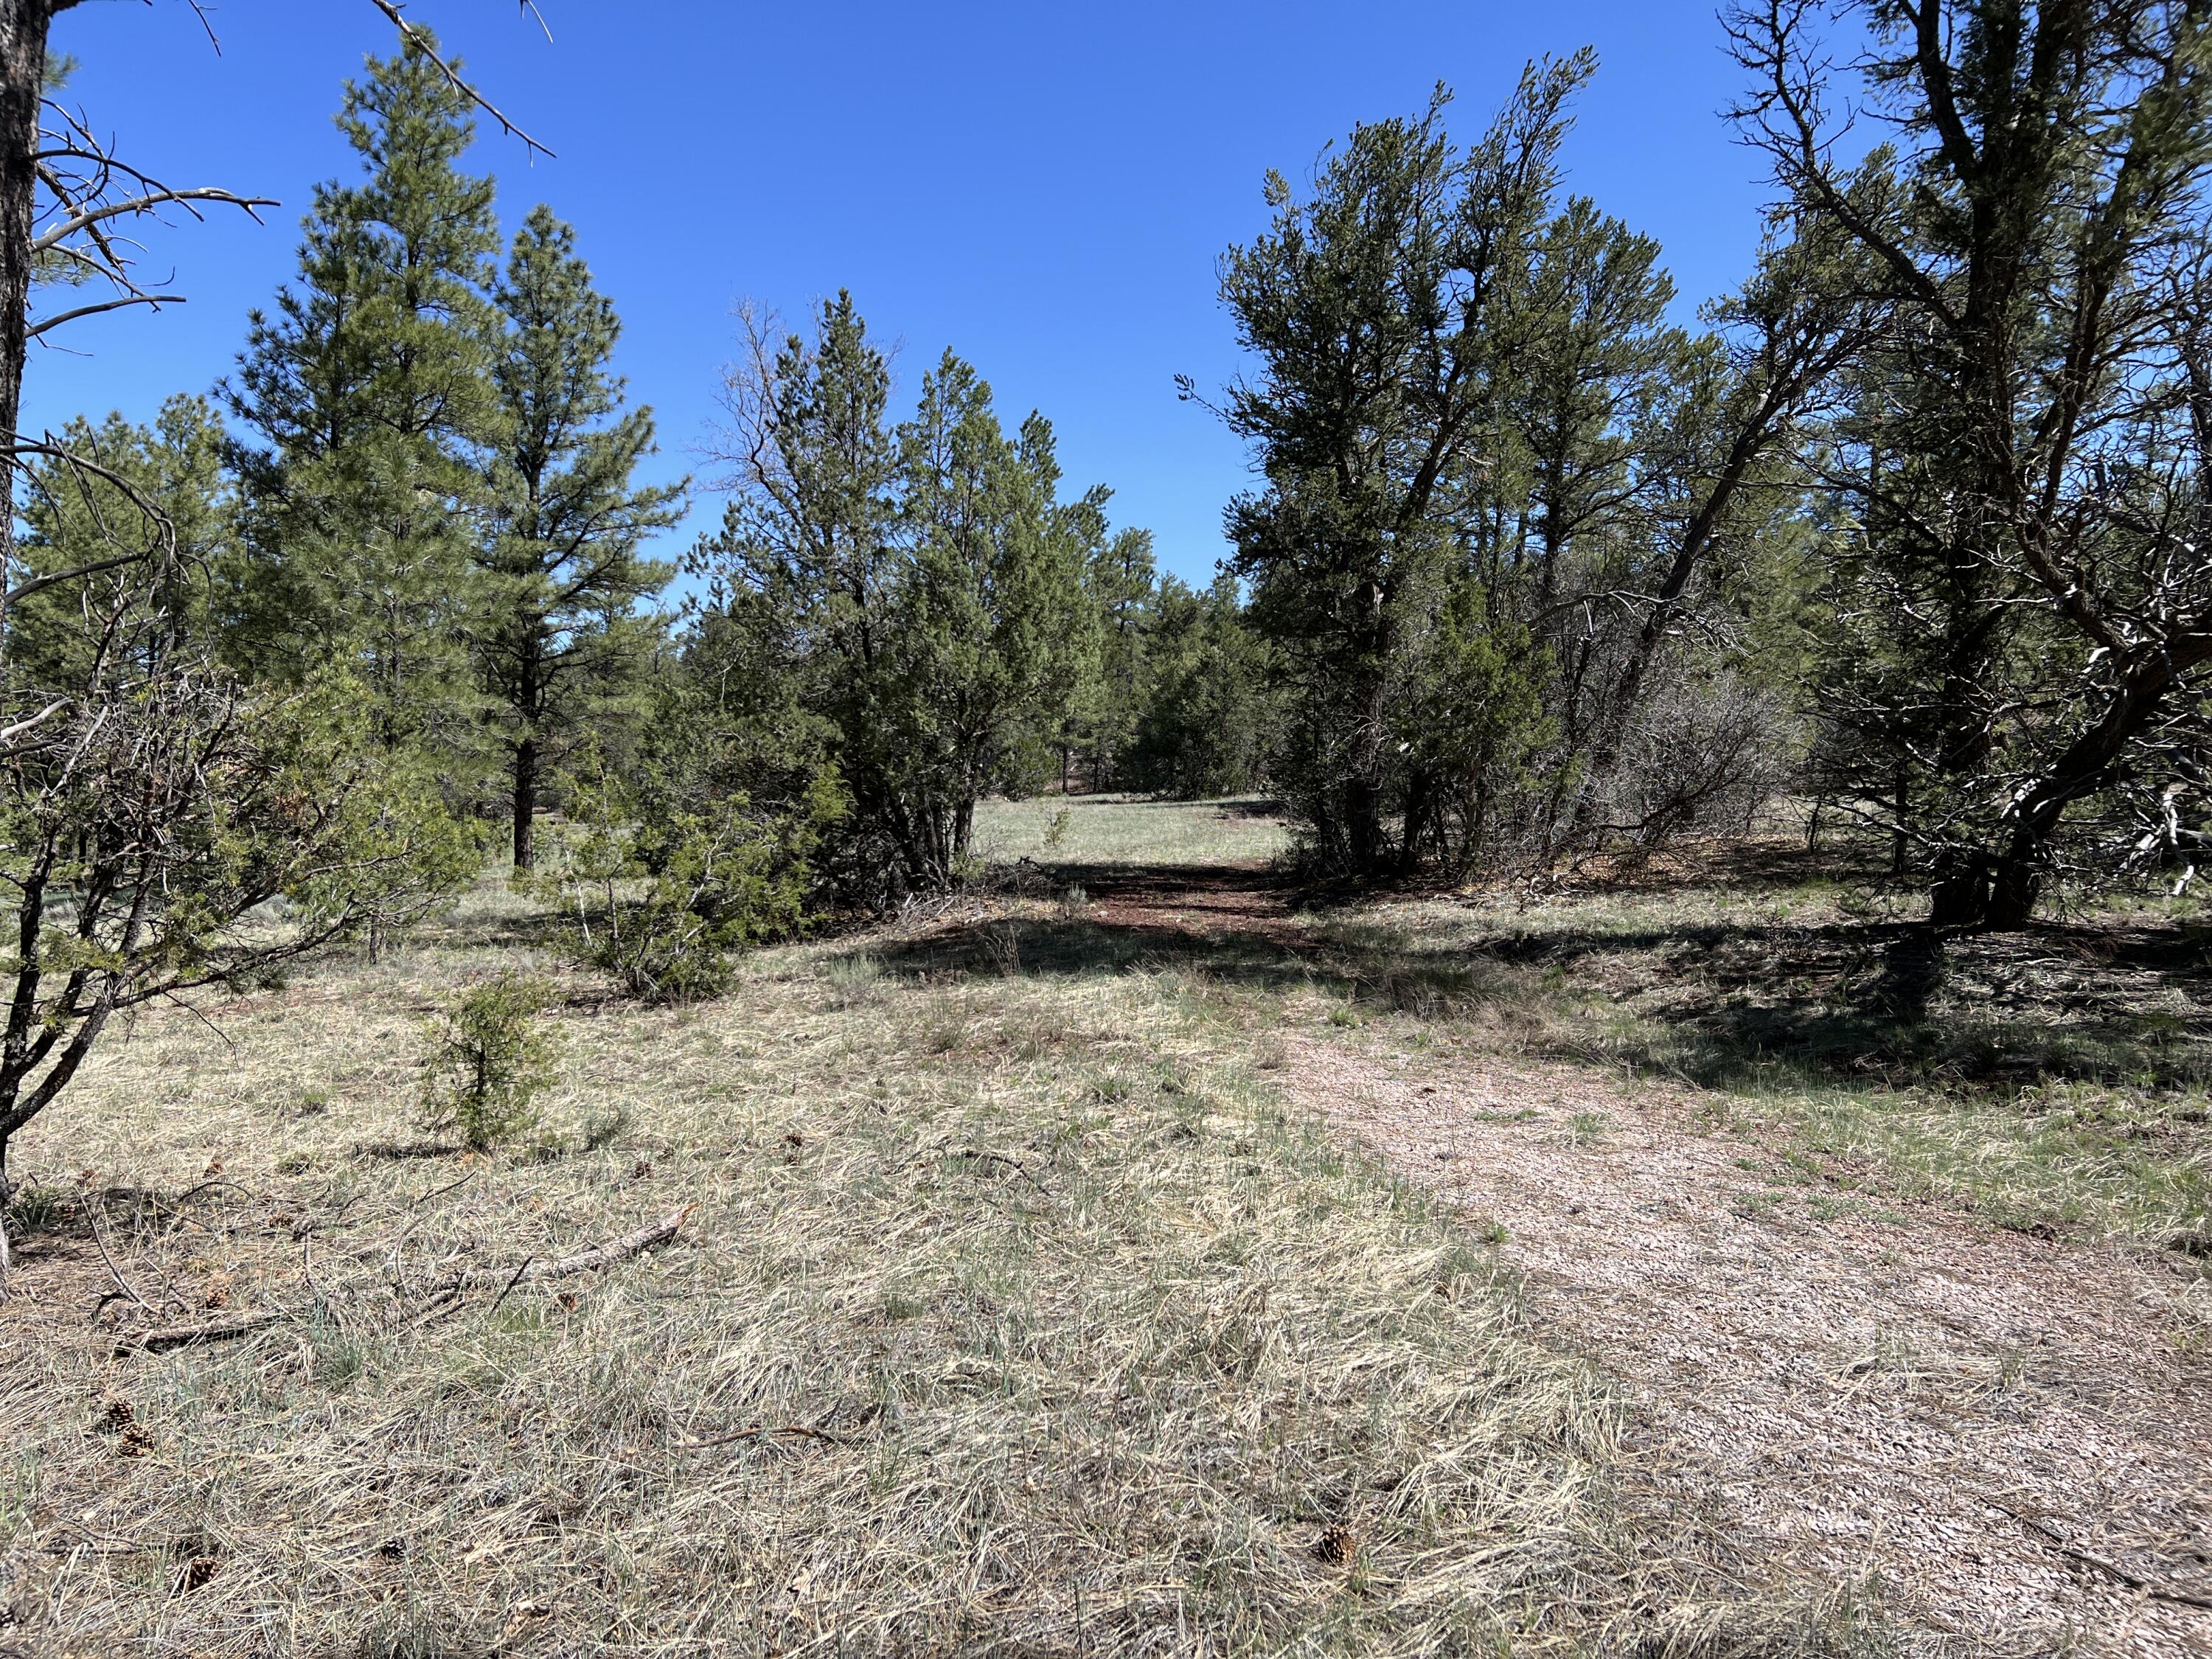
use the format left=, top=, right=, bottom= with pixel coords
left=415, top=1206, right=691, bottom=1321
left=113, top=1310, right=288, bottom=1356
left=1989, top=1499, right=2212, bottom=1613
left=674, top=1423, right=848, bottom=1451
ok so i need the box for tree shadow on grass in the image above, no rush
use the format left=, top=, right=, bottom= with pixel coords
left=862, top=861, right=2212, bottom=1099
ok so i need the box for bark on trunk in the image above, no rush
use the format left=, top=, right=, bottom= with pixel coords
left=1933, top=644, right=2208, bottom=930
left=511, top=734, right=538, bottom=870
left=0, top=1, right=56, bottom=654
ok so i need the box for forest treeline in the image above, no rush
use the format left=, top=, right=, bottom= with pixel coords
left=1, top=4, right=2210, bottom=1175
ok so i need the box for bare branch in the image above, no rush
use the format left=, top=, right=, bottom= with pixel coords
left=364, top=0, right=556, bottom=160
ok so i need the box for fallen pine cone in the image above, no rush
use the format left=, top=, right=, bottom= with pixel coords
left=175, top=1556, right=220, bottom=1594
left=1314, top=1525, right=1356, bottom=1564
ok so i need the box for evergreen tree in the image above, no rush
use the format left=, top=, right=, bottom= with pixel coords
left=1732, top=0, right=2212, bottom=925
left=12, top=395, right=241, bottom=684
left=887, top=355, right=1096, bottom=877
left=700, top=296, right=1116, bottom=897
left=227, top=32, right=504, bottom=766
left=1081, top=526, right=1158, bottom=790
left=1215, top=66, right=1589, bottom=876
left=481, top=206, right=681, bottom=869
left=1127, top=574, right=1276, bottom=799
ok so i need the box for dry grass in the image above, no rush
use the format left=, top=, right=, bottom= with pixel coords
left=0, top=877, right=1637, bottom=1656
left=1299, top=845, right=2212, bottom=1250
left=972, top=794, right=1293, bottom=869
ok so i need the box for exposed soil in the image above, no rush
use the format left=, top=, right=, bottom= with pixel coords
left=1076, top=861, right=2212, bottom=1658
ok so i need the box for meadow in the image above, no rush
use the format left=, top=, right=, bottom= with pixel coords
left=0, top=799, right=2205, bottom=1656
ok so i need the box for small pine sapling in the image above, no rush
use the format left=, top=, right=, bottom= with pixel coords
left=419, top=974, right=563, bottom=1151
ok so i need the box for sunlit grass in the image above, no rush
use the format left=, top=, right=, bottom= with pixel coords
left=973, top=793, right=1292, bottom=867
left=0, top=874, right=1624, bottom=1655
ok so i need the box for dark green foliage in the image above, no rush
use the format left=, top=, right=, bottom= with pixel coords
left=1126, top=574, right=1277, bottom=800
left=1730, top=0, right=2212, bottom=925
left=226, top=32, right=504, bottom=766
left=12, top=395, right=243, bottom=681
left=419, top=973, right=562, bottom=1150
left=532, top=745, right=834, bottom=1004
left=1209, top=61, right=1875, bottom=881
left=481, top=205, right=682, bottom=871
left=695, top=295, right=1110, bottom=899
left=1074, top=526, right=1157, bottom=790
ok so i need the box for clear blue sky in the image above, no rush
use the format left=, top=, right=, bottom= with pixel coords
left=35, top=0, right=1775, bottom=586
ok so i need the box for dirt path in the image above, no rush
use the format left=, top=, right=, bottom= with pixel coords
left=1082, top=863, right=2212, bottom=1658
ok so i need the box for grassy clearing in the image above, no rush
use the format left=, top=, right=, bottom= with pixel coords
left=0, top=878, right=1635, bottom=1656
left=973, top=793, right=1292, bottom=869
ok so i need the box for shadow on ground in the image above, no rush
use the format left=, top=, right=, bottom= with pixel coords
left=863, top=860, right=2212, bottom=1099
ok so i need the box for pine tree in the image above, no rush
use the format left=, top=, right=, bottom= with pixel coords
left=1731, top=0, right=2212, bottom=925
left=700, top=299, right=1114, bottom=897
left=13, top=395, right=241, bottom=683
left=227, top=32, right=504, bottom=767
left=481, top=206, right=681, bottom=869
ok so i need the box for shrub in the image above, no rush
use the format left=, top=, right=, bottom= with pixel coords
left=419, top=974, right=562, bottom=1151
left=533, top=747, right=835, bottom=1005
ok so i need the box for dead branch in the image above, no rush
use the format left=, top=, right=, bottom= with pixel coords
left=112, top=1309, right=288, bottom=1356
left=364, top=0, right=556, bottom=159
left=453, top=1206, right=689, bottom=1290
left=413, top=1206, right=690, bottom=1321
left=86, top=1198, right=156, bottom=1318
left=673, top=1423, right=850, bottom=1451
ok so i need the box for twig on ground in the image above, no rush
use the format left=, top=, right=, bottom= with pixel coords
left=86, top=1199, right=157, bottom=1318
left=673, top=1423, right=850, bottom=1451
left=113, top=1309, right=289, bottom=1356
left=414, top=1206, right=690, bottom=1321
left=1988, top=1498, right=2212, bottom=1613
left=950, top=1147, right=1046, bottom=1189
left=483, top=1255, right=536, bottom=1319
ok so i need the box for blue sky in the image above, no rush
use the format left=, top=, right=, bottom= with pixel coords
left=36, top=0, right=1777, bottom=586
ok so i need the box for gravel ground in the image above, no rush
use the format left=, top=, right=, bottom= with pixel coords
left=1288, top=1040, right=2212, bottom=1658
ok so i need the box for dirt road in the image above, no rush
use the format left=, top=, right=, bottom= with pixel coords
left=1085, top=863, right=2212, bottom=1657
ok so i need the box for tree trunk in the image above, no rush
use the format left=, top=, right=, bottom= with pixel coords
left=511, top=734, right=538, bottom=870
left=0, top=1, right=56, bottom=655
left=1934, top=645, right=2206, bottom=930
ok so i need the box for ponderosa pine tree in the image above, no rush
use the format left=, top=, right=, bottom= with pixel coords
left=481, top=206, right=681, bottom=870
left=10, top=395, right=242, bottom=683
left=227, top=33, right=504, bottom=768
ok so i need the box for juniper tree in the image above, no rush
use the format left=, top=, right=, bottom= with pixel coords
left=1080, top=526, right=1158, bottom=790
left=1127, top=574, right=1277, bottom=800
left=1211, top=64, right=1590, bottom=876
left=1731, top=0, right=2212, bottom=925
left=701, top=296, right=1114, bottom=897
left=1211, top=60, right=1878, bottom=877
left=893, top=355, right=1097, bottom=874
left=481, top=206, right=681, bottom=869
